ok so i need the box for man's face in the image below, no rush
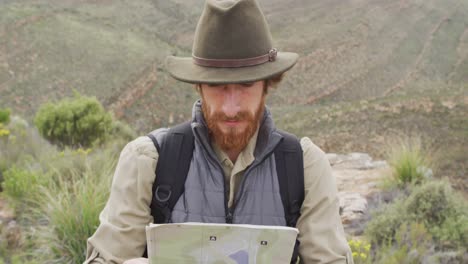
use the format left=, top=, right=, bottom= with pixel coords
left=200, top=80, right=266, bottom=153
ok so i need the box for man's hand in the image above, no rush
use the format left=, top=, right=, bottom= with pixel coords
left=123, top=258, right=149, bottom=264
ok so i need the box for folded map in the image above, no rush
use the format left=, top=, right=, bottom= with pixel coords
left=146, top=222, right=299, bottom=264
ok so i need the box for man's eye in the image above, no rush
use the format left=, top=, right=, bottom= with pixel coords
left=241, top=82, right=255, bottom=87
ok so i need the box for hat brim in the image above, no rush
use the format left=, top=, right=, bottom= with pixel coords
left=165, top=52, right=298, bottom=84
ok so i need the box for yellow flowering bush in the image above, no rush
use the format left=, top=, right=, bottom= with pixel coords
left=75, top=147, right=92, bottom=156
left=348, top=238, right=371, bottom=264
left=0, top=123, right=10, bottom=138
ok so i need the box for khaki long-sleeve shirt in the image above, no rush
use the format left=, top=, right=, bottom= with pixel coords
left=85, top=131, right=353, bottom=264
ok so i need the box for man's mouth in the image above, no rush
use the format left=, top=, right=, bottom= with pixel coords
left=223, top=120, right=243, bottom=126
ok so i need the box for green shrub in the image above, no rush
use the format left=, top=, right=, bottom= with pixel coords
left=0, top=108, right=10, bottom=124
left=2, top=167, right=45, bottom=206
left=405, top=181, right=468, bottom=249
left=365, top=180, right=468, bottom=261
left=365, top=199, right=407, bottom=245
left=405, top=181, right=454, bottom=227
left=373, top=222, right=433, bottom=264
left=34, top=93, right=113, bottom=148
left=385, top=136, right=432, bottom=186
left=434, top=214, right=468, bottom=249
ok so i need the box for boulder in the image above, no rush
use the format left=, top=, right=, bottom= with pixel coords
left=328, top=152, right=390, bottom=235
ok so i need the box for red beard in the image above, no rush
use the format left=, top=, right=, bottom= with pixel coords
left=202, top=98, right=265, bottom=153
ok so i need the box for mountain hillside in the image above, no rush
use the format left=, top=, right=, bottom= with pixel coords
left=0, top=0, right=466, bottom=191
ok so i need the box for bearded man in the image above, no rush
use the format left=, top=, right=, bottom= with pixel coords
left=85, top=0, right=353, bottom=263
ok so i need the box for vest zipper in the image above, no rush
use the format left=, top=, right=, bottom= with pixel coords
left=229, top=146, right=279, bottom=223
left=226, top=210, right=233, bottom=224
left=206, top=151, right=231, bottom=224
left=193, top=128, right=232, bottom=224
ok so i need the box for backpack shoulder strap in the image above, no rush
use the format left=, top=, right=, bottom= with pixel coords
left=274, top=130, right=305, bottom=264
left=147, top=121, right=194, bottom=223
left=274, top=130, right=305, bottom=227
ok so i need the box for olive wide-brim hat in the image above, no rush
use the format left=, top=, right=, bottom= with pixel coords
left=166, top=0, right=298, bottom=84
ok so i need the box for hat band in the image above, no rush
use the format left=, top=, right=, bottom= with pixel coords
left=193, top=48, right=277, bottom=68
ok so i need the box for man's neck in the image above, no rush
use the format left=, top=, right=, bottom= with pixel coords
left=226, top=149, right=241, bottom=163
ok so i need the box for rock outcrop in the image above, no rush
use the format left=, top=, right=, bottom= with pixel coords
left=328, top=152, right=389, bottom=235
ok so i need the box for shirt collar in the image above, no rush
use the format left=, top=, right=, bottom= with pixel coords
left=212, top=128, right=259, bottom=169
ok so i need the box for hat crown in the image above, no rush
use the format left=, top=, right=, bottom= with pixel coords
left=193, top=0, right=274, bottom=60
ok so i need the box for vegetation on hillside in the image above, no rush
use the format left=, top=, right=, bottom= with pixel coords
left=2, top=0, right=465, bottom=191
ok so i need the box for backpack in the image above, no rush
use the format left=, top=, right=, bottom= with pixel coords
left=146, top=121, right=304, bottom=263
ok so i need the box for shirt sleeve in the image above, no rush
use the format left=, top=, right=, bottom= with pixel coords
left=297, top=137, right=353, bottom=264
left=84, top=136, right=158, bottom=264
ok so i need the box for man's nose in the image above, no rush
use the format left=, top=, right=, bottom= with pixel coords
left=221, top=86, right=241, bottom=118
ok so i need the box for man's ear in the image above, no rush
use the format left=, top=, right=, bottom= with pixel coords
left=263, top=81, right=269, bottom=95
left=195, top=84, right=202, bottom=94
